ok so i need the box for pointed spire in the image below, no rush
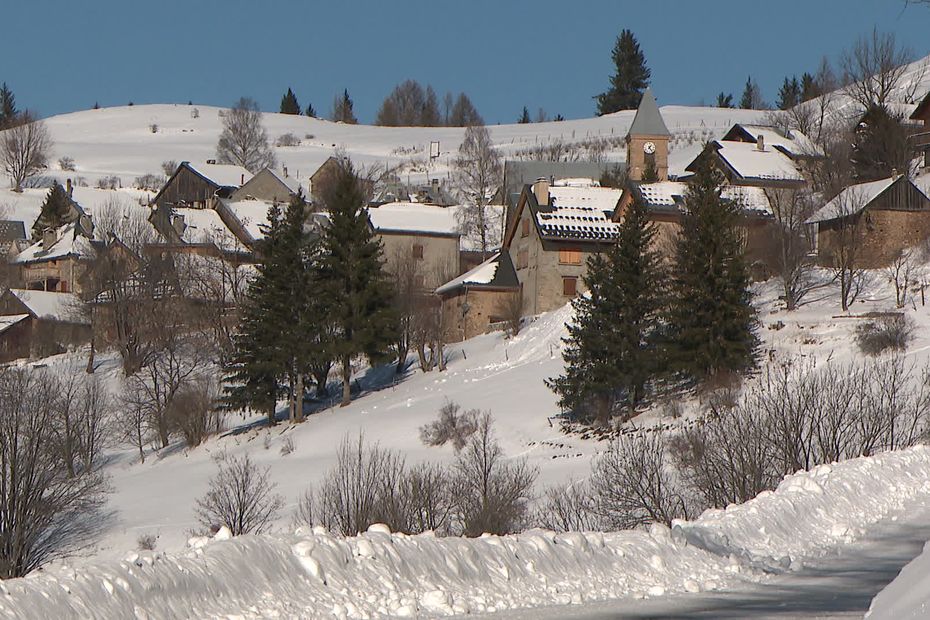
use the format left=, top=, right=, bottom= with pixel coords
left=626, top=88, right=670, bottom=138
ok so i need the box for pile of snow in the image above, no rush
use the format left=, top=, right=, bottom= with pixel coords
left=7, top=446, right=930, bottom=618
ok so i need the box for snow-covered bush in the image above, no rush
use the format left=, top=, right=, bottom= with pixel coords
left=856, top=314, right=914, bottom=355
left=137, top=533, right=157, bottom=551
left=419, top=400, right=479, bottom=450
left=133, top=173, right=165, bottom=192
left=195, top=454, right=284, bottom=536
left=58, top=156, right=75, bottom=171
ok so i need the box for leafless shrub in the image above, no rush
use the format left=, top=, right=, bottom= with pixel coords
left=502, top=291, right=523, bottom=337
left=537, top=481, right=602, bottom=532
left=195, top=453, right=284, bottom=536
left=451, top=413, right=537, bottom=536
left=149, top=123, right=158, bottom=134
left=134, top=173, right=165, bottom=192
left=856, top=314, right=915, bottom=355
left=402, top=462, right=455, bottom=534
left=280, top=435, right=295, bottom=456
left=885, top=249, right=921, bottom=308
left=58, top=156, right=75, bottom=171
left=276, top=132, right=300, bottom=147
left=137, top=533, right=157, bottom=551
left=592, top=431, right=698, bottom=529
left=161, top=160, right=177, bottom=176
left=419, top=400, right=479, bottom=450
left=167, top=376, right=219, bottom=447
left=96, top=175, right=121, bottom=190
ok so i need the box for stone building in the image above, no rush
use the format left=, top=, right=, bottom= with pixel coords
left=503, top=179, right=621, bottom=316
left=12, top=222, right=96, bottom=294
left=367, top=202, right=461, bottom=291
left=436, top=251, right=520, bottom=341
left=807, top=174, right=930, bottom=269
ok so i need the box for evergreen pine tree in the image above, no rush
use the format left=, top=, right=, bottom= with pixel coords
left=305, top=102, right=316, bottom=117
left=664, top=153, right=758, bottom=383
left=0, top=83, right=16, bottom=127
left=851, top=104, right=912, bottom=182
left=223, top=204, right=288, bottom=426
left=518, top=106, right=531, bottom=124
left=32, top=183, right=75, bottom=239
left=280, top=88, right=300, bottom=115
left=548, top=190, right=663, bottom=423
left=331, top=89, right=357, bottom=124
left=716, top=92, right=734, bottom=108
left=641, top=158, right=659, bottom=183
left=740, top=75, right=760, bottom=109
left=595, top=29, right=651, bottom=115
left=800, top=72, right=818, bottom=101
left=316, top=159, right=396, bottom=406
left=776, top=76, right=801, bottom=110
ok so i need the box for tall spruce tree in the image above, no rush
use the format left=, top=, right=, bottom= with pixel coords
left=331, top=89, right=357, bottom=124
left=280, top=88, right=300, bottom=115
left=548, top=190, right=663, bottom=423
left=32, top=183, right=74, bottom=239
left=0, top=83, right=16, bottom=127
left=716, top=92, right=734, bottom=108
left=518, top=106, right=531, bottom=124
left=223, top=204, right=288, bottom=427
left=305, top=102, right=316, bottom=118
left=595, top=29, right=651, bottom=115
left=739, top=75, right=763, bottom=109
left=851, top=104, right=912, bottom=182
left=664, top=153, right=758, bottom=382
left=317, top=159, right=396, bottom=406
left=776, top=76, right=801, bottom=110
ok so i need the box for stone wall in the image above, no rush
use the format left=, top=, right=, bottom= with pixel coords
left=379, top=232, right=460, bottom=290
left=817, top=208, right=930, bottom=269
left=441, top=287, right=516, bottom=342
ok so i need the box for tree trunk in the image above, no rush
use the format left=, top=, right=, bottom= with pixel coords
left=295, top=373, right=305, bottom=423
left=341, top=357, right=352, bottom=407
left=85, top=336, right=95, bottom=374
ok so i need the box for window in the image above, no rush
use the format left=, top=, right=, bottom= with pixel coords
left=562, top=276, right=577, bottom=297
left=412, top=244, right=424, bottom=259
left=521, top=219, right=530, bottom=237
left=517, top=249, right=528, bottom=269
left=559, top=248, right=582, bottom=265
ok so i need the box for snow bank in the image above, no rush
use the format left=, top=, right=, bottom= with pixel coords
left=867, top=540, right=930, bottom=620
left=676, top=446, right=930, bottom=572
left=6, top=446, right=930, bottom=619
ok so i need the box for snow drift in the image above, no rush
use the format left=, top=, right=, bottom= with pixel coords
left=6, top=446, right=930, bottom=619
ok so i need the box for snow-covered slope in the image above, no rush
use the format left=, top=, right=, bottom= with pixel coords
left=5, top=446, right=930, bottom=619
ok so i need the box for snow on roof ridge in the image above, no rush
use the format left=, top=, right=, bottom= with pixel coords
left=435, top=252, right=501, bottom=294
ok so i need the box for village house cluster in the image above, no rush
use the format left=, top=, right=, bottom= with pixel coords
left=2, top=87, right=930, bottom=359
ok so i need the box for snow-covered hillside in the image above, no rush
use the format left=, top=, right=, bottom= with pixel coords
left=32, top=103, right=766, bottom=191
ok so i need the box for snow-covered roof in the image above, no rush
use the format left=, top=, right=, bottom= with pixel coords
left=186, top=162, right=251, bottom=188
left=627, top=88, right=670, bottom=137
left=807, top=176, right=900, bottom=223
left=172, top=208, right=242, bottom=251
left=7, top=289, right=87, bottom=324
left=0, top=314, right=28, bottom=335
left=435, top=251, right=518, bottom=294
left=709, top=140, right=805, bottom=182
left=12, top=223, right=95, bottom=264
left=633, top=181, right=772, bottom=215
left=221, top=199, right=274, bottom=242
left=549, top=186, right=622, bottom=213
left=724, top=124, right=824, bottom=158
left=367, top=202, right=460, bottom=237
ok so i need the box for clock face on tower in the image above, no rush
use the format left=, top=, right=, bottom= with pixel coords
left=643, top=141, right=656, bottom=154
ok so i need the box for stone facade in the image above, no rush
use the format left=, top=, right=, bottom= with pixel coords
left=817, top=208, right=930, bottom=269
left=441, top=287, right=516, bottom=342
left=230, top=169, right=298, bottom=203
left=627, top=134, right=669, bottom=182
left=378, top=231, right=460, bottom=291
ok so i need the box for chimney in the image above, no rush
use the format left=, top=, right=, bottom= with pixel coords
left=533, top=177, right=550, bottom=206
left=42, top=228, right=58, bottom=249
left=66, top=178, right=73, bottom=197
left=756, top=135, right=765, bottom=151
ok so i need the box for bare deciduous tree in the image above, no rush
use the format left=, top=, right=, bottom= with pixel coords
left=885, top=248, right=921, bottom=308
left=764, top=187, right=821, bottom=310
left=0, top=111, right=52, bottom=192
left=0, top=368, right=109, bottom=577
left=195, top=453, right=284, bottom=536
left=453, top=125, right=503, bottom=258
left=827, top=187, right=869, bottom=312
left=216, top=97, right=276, bottom=173
left=841, top=29, right=915, bottom=109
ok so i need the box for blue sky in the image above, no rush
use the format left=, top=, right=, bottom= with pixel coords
left=2, top=0, right=928, bottom=123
